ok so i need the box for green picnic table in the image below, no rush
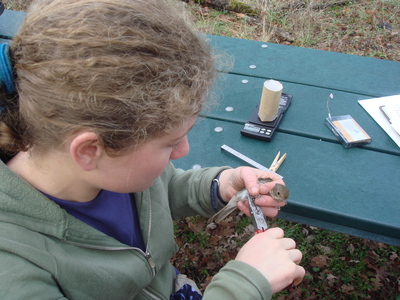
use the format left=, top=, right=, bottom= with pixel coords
left=1, top=9, right=399, bottom=246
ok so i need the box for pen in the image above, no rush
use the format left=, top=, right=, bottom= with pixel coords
left=379, top=105, right=400, bottom=136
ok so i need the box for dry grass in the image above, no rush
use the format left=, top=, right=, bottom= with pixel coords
left=187, top=0, right=400, bottom=61
left=2, top=0, right=31, bottom=11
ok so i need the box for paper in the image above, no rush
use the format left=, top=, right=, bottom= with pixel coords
left=358, top=95, right=400, bottom=147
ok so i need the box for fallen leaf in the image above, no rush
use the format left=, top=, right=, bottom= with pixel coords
left=310, top=255, right=329, bottom=268
left=341, top=284, right=355, bottom=293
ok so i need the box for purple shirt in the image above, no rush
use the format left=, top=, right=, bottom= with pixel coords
left=44, top=190, right=145, bottom=251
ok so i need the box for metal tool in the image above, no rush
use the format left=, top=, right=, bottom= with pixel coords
left=247, top=195, right=268, bottom=233
left=220, top=144, right=287, bottom=234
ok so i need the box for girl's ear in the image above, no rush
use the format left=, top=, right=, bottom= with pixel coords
left=69, top=132, right=104, bottom=171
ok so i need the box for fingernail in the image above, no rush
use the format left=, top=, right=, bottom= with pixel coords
left=250, top=187, right=258, bottom=194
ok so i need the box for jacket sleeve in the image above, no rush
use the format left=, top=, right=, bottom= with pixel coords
left=0, top=250, right=67, bottom=300
left=164, top=164, right=274, bottom=299
left=203, top=260, right=273, bottom=300
left=165, top=163, right=231, bottom=220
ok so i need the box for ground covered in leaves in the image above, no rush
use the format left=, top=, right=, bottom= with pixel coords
left=172, top=214, right=400, bottom=299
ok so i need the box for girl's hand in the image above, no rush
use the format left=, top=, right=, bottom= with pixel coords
left=218, top=167, right=287, bottom=218
left=235, top=227, right=305, bottom=293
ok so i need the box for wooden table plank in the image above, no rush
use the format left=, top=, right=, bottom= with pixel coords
left=173, top=117, right=400, bottom=246
left=206, top=73, right=400, bottom=155
left=208, top=35, right=400, bottom=98
left=0, top=10, right=25, bottom=40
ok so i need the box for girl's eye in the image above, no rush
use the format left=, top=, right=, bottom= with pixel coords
left=171, top=140, right=181, bottom=149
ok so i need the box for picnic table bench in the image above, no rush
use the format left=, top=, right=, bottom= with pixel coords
left=1, top=9, right=399, bottom=246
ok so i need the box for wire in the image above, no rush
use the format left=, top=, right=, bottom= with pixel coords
left=327, top=93, right=334, bottom=118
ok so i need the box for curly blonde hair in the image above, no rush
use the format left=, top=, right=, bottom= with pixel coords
left=0, top=0, right=216, bottom=155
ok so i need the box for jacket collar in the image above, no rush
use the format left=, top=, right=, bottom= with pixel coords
left=0, top=159, right=123, bottom=246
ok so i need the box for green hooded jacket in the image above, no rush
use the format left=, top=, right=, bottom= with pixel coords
left=0, top=159, right=272, bottom=299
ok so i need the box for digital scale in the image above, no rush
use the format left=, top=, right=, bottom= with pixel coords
left=240, top=93, right=293, bottom=141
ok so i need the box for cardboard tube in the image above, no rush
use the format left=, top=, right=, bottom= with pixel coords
left=258, top=80, right=283, bottom=122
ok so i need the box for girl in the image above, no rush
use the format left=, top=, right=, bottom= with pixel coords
left=0, top=0, right=304, bottom=299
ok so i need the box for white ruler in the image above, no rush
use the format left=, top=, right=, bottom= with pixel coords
left=221, top=144, right=282, bottom=178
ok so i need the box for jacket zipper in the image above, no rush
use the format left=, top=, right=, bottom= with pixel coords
left=60, top=240, right=159, bottom=299
left=60, top=190, right=156, bottom=277
left=60, top=239, right=156, bottom=276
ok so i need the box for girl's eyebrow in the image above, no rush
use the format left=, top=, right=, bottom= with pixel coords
left=165, top=123, right=196, bottom=146
left=175, top=122, right=196, bottom=141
